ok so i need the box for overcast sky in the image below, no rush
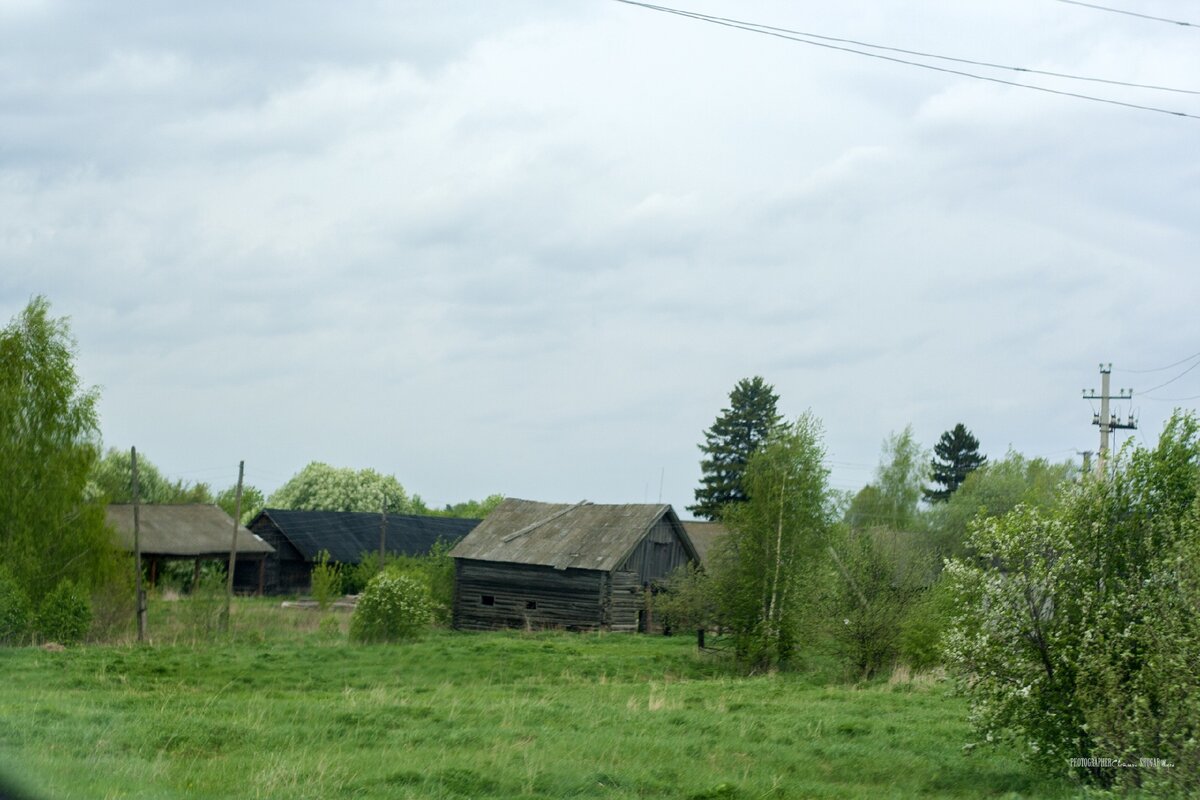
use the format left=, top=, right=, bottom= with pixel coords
left=3, top=0, right=1198, bottom=513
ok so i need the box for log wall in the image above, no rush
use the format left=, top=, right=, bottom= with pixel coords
left=617, top=517, right=693, bottom=585
left=454, top=560, right=642, bottom=632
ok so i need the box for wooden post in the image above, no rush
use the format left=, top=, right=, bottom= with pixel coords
left=379, top=499, right=388, bottom=567
left=132, top=447, right=146, bottom=643
left=697, top=628, right=706, bottom=649
left=222, top=460, right=244, bottom=632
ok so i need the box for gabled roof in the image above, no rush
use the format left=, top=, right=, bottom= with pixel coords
left=681, top=520, right=728, bottom=566
left=106, top=504, right=274, bottom=558
left=255, top=508, right=480, bottom=563
left=450, top=498, right=697, bottom=571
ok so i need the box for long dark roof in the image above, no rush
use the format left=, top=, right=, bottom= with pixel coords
left=255, top=508, right=480, bottom=563
left=106, top=504, right=274, bottom=558
left=450, top=498, right=696, bottom=571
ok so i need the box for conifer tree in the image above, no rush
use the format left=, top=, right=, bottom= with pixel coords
left=689, top=376, right=781, bottom=520
left=924, top=423, right=986, bottom=503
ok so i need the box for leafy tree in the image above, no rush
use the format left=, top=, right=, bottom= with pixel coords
left=216, top=483, right=264, bottom=525
left=825, top=526, right=925, bottom=679
left=90, top=447, right=215, bottom=505
left=845, top=426, right=927, bottom=532
left=689, top=376, right=782, bottom=520
left=944, top=413, right=1200, bottom=793
left=924, top=451, right=1073, bottom=560
left=0, top=298, right=122, bottom=605
left=924, top=424, right=986, bottom=503
left=432, top=494, right=505, bottom=519
left=267, top=462, right=417, bottom=513
left=713, top=413, right=834, bottom=668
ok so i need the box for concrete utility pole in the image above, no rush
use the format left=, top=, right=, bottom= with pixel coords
left=1082, top=363, right=1136, bottom=475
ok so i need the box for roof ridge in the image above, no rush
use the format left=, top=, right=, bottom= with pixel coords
left=499, top=500, right=591, bottom=543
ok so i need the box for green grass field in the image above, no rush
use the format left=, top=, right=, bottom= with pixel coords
left=0, top=599, right=1080, bottom=800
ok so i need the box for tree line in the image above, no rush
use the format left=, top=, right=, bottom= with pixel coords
left=668, top=375, right=1197, bottom=795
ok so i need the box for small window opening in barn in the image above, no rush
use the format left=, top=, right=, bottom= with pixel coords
left=481, top=595, right=495, bottom=606
left=525, top=600, right=537, bottom=610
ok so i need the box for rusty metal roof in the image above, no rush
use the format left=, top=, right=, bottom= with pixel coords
left=106, top=504, right=274, bottom=558
left=449, top=498, right=693, bottom=571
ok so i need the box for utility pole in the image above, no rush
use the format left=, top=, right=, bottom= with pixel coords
left=379, top=499, right=388, bottom=566
left=132, top=446, right=146, bottom=643
left=222, top=460, right=244, bottom=632
left=1082, top=363, right=1136, bottom=475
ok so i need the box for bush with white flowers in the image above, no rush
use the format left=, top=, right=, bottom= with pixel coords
left=350, top=569, right=433, bottom=643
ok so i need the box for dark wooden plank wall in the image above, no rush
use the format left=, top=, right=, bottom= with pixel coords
left=231, top=516, right=311, bottom=595
left=617, top=518, right=693, bottom=586
left=454, top=560, right=611, bottom=631
left=605, top=570, right=641, bottom=632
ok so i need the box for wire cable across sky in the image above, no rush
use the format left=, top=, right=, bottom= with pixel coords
left=612, top=0, right=1200, bottom=120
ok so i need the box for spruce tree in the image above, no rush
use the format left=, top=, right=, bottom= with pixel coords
left=924, top=423, right=986, bottom=503
left=689, top=376, right=782, bottom=520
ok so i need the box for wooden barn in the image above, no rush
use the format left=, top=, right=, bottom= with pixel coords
left=105, top=504, right=274, bottom=592
left=450, top=498, right=699, bottom=632
left=234, top=508, right=481, bottom=594
left=680, top=520, right=728, bottom=568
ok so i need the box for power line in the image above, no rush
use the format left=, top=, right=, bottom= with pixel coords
left=1122, top=350, right=1200, bottom=373
left=1145, top=393, right=1200, bottom=402
left=1053, top=0, right=1199, bottom=28
left=1140, top=358, right=1200, bottom=394
left=621, top=1, right=1198, bottom=95
left=612, top=0, right=1200, bottom=120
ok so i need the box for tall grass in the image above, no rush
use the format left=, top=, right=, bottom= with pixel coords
left=0, top=598, right=1078, bottom=799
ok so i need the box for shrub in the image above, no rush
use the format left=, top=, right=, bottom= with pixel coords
left=0, top=566, right=32, bottom=646
left=350, top=570, right=433, bottom=643
left=897, top=573, right=955, bottom=672
left=35, top=579, right=92, bottom=645
left=945, top=413, right=1200, bottom=794
left=310, top=550, right=343, bottom=610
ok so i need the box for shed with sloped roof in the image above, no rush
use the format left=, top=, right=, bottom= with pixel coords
left=237, top=508, right=481, bottom=594
left=105, top=504, right=274, bottom=591
left=449, top=498, right=698, bottom=632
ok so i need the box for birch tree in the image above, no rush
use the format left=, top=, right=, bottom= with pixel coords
left=714, top=413, right=833, bottom=668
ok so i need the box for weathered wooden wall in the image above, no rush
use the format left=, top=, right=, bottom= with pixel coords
left=232, top=517, right=311, bottom=595
left=617, top=517, right=693, bottom=586
left=454, top=560, right=644, bottom=632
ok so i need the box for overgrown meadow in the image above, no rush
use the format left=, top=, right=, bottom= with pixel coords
left=0, top=598, right=1080, bottom=800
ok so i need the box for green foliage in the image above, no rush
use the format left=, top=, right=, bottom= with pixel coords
left=216, top=484, right=264, bottom=526
left=714, top=414, right=833, bottom=669
left=844, top=426, right=927, bottom=533
left=350, top=569, right=434, bottom=643
left=268, top=462, right=417, bottom=514
left=945, top=413, right=1200, bottom=794
left=346, top=543, right=454, bottom=624
left=0, top=565, right=32, bottom=646
left=35, top=579, right=92, bottom=645
left=90, top=447, right=215, bottom=505
left=924, top=450, right=1073, bottom=560
left=310, top=550, right=343, bottom=610
left=924, top=423, right=986, bottom=503
left=654, top=563, right=718, bottom=633
left=431, top=494, right=505, bottom=519
left=0, top=298, right=122, bottom=606
left=897, top=573, right=956, bottom=672
left=825, top=526, right=926, bottom=680
left=689, top=376, right=782, bottom=520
